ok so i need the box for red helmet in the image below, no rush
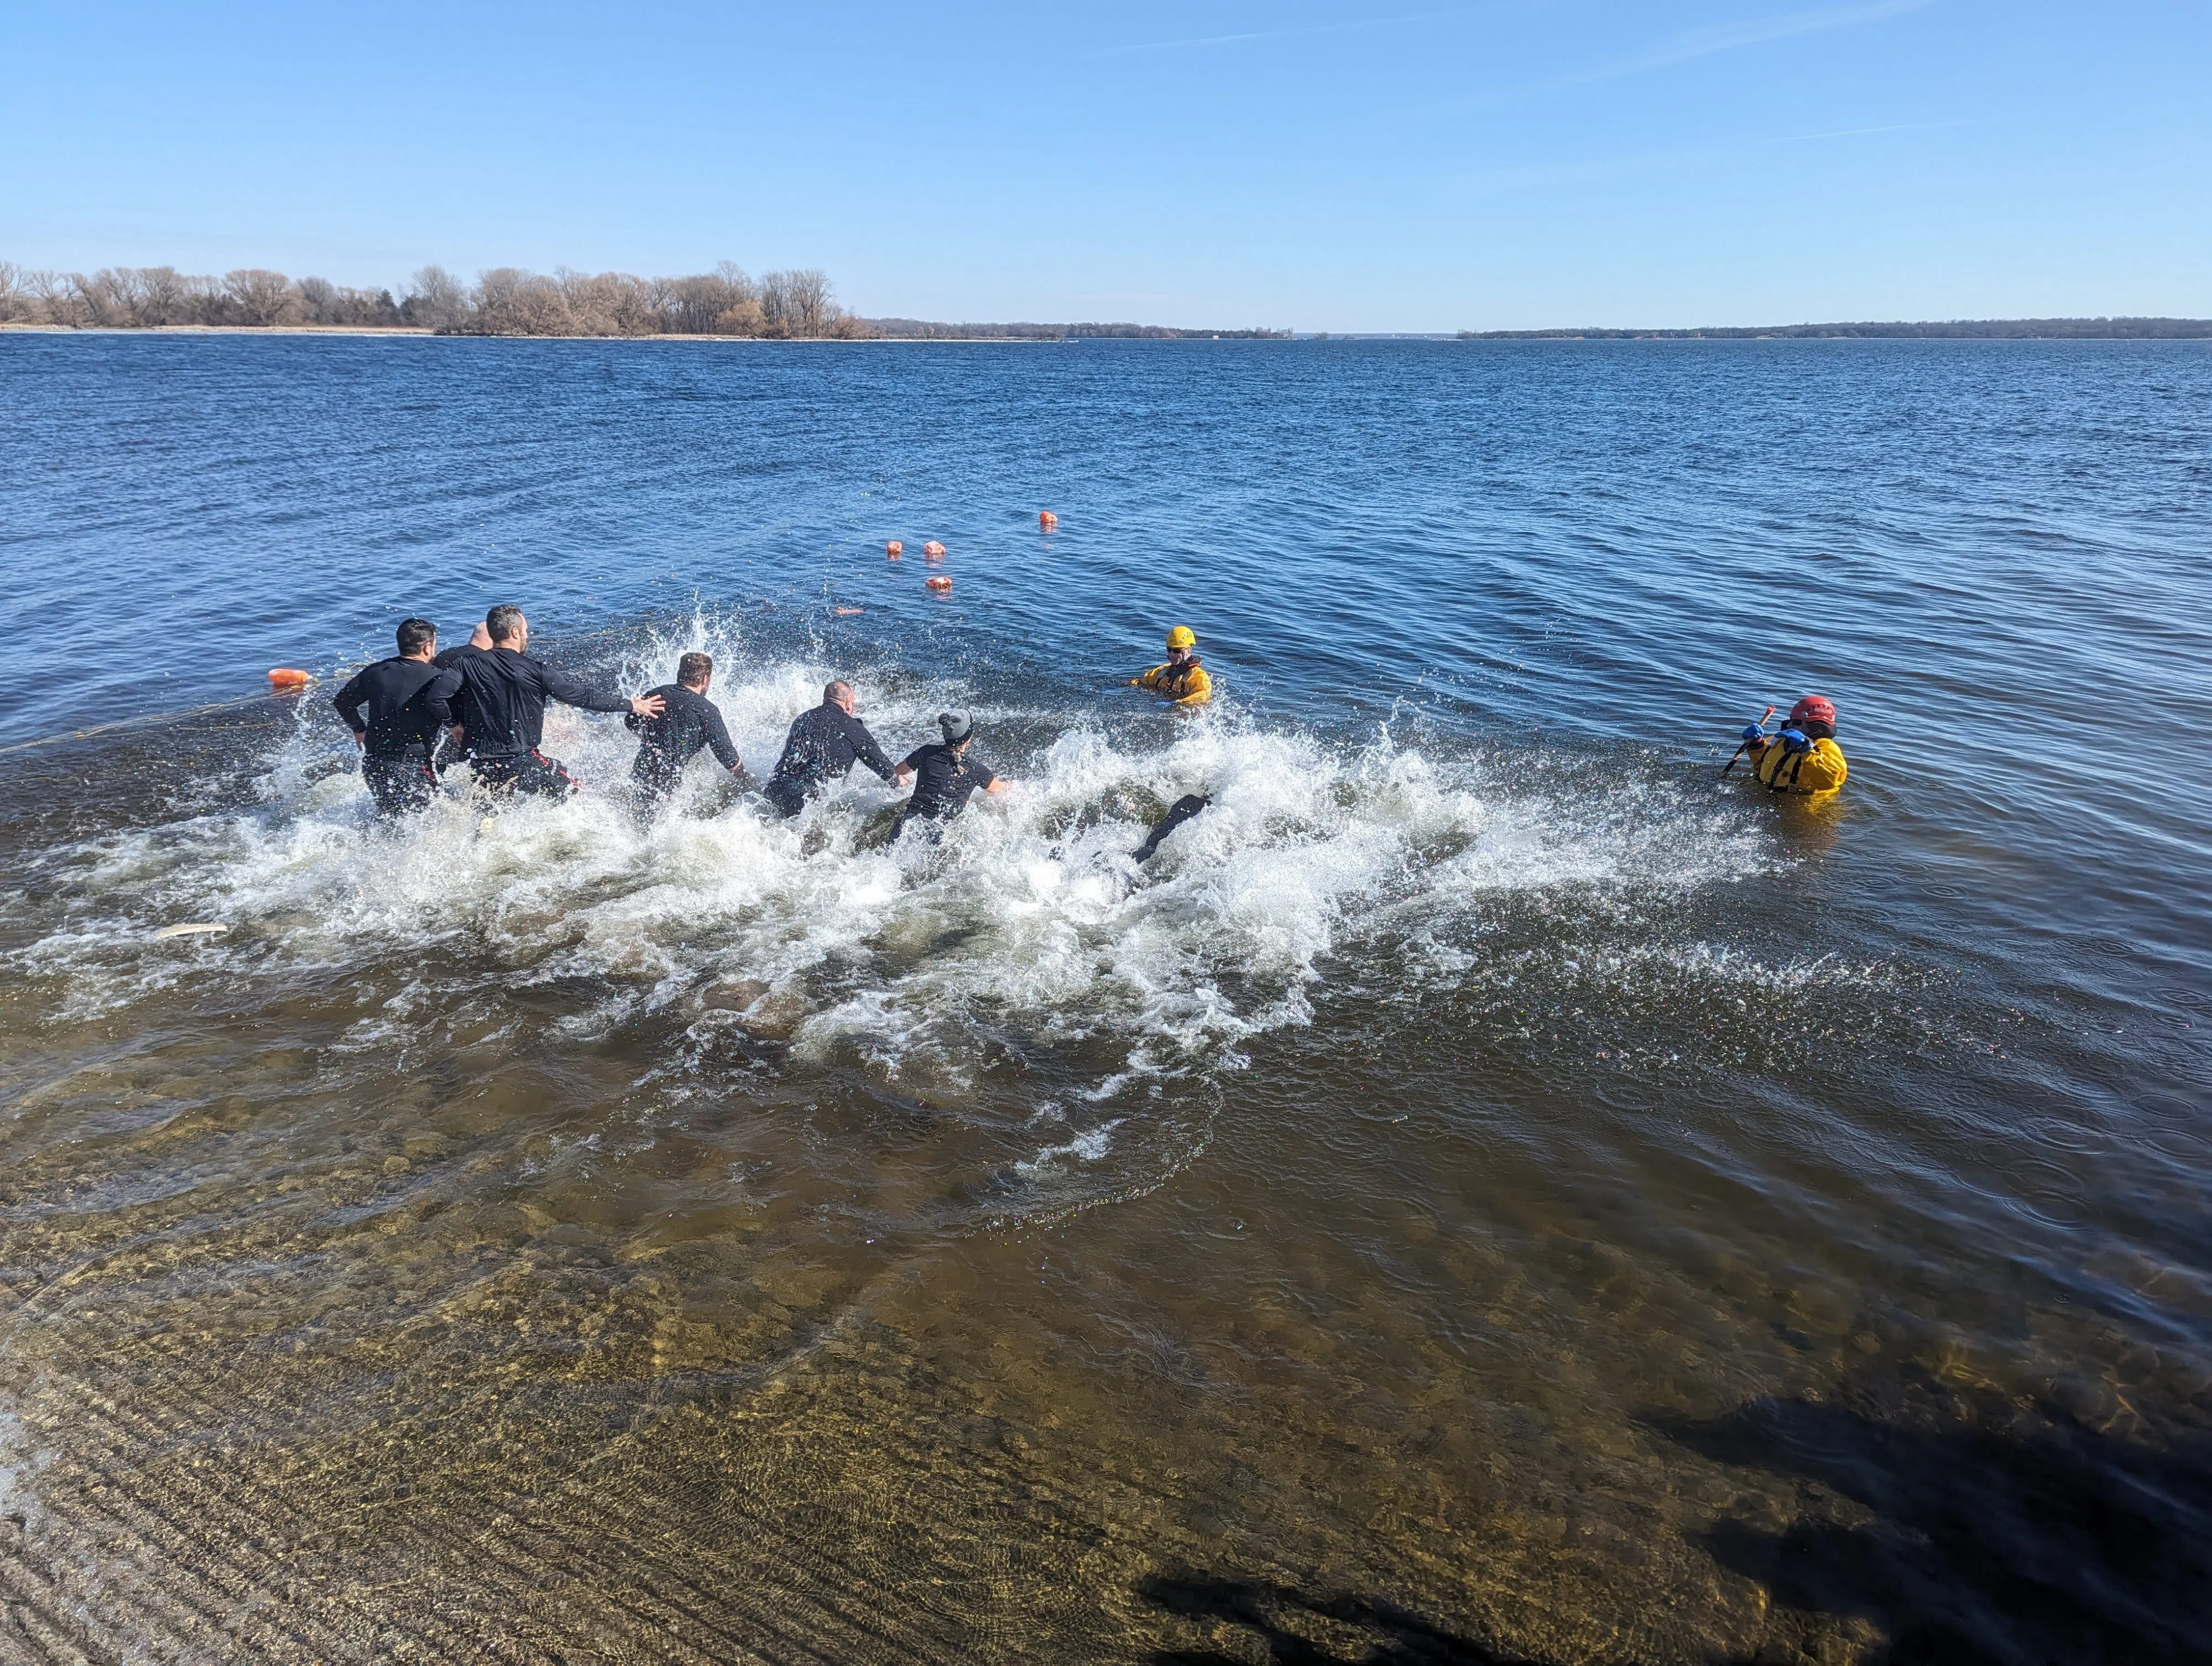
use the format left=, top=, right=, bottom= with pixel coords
left=1788, top=695, right=1837, bottom=728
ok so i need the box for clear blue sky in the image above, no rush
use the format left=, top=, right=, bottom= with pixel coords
left=4, top=2, right=2206, bottom=331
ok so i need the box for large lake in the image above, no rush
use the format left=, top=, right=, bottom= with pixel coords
left=1, top=332, right=2206, bottom=1663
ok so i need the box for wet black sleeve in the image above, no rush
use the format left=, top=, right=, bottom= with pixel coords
left=849, top=717, right=898, bottom=782
left=333, top=669, right=372, bottom=733
left=422, top=667, right=460, bottom=728
left=538, top=661, right=634, bottom=716
left=704, top=704, right=742, bottom=770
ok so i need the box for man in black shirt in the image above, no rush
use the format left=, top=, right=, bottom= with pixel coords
left=444, top=605, right=665, bottom=795
left=628, top=651, right=747, bottom=810
left=333, top=617, right=462, bottom=817
left=894, top=711, right=1009, bottom=840
left=764, top=679, right=909, bottom=817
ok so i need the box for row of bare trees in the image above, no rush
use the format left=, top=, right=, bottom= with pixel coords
left=0, top=260, right=868, bottom=337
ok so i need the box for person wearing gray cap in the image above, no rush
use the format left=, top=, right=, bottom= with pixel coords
left=893, top=711, right=1009, bottom=841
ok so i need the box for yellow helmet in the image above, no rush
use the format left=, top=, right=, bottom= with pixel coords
left=1165, top=626, right=1197, bottom=651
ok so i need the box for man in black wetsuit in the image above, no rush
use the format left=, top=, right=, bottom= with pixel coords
left=426, top=621, right=493, bottom=773
left=763, top=679, right=908, bottom=817
left=444, top=605, right=665, bottom=795
left=894, top=711, right=1009, bottom=840
left=332, top=617, right=462, bottom=817
left=627, top=651, right=747, bottom=810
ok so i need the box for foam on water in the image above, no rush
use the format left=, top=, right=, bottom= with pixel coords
left=12, top=612, right=1793, bottom=1219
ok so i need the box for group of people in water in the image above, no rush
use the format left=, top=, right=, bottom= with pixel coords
left=332, top=605, right=1216, bottom=835
left=335, top=602, right=1844, bottom=834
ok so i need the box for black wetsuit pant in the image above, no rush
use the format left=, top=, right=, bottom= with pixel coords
left=363, top=748, right=438, bottom=817
left=763, top=775, right=813, bottom=819
left=472, top=749, right=580, bottom=797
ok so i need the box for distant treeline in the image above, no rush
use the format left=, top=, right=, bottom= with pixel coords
left=867, top=317, right=1291, bottom=340
left=1458, top=317, right=2212, bottom=340
left=0, top=260, right=869, bottom=337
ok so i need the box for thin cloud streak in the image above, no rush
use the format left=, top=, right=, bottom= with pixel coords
left=1098, top=7, right=1485, bottom=58
left=1429, top=0, right=1939, bottom=113
left=1623, top=0, right=1937, bottom=75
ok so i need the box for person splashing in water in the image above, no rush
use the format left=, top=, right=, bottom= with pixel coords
left=764, top=679, right=909, bottom=818
left=442, top=605, right=665, bottom=796
left=893, top=711, right=1010, bottom=842
left=1740, top=695, right=1848, bottom=798
left=626, top=651, right=747, bottom=813
left=1129, top=626, right=1212, bottom=706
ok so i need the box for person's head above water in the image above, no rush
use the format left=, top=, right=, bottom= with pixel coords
left=825, top=679, right=857, bottom=715
left=1165, top=625, right=1197, bottom=663
left=1788, top=694, right=1837, bottom=741
left=678, top=652, right=712, bottom=692
left=486, top=605, right=526, bottom=650
left=396, top=617, right=436, bottom=660
left=940, top=711, right=974, bottom=750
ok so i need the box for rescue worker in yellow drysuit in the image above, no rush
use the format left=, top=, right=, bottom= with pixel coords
left=1130, top=626, right=1212, bottom=706
left=1740, top=695, right=1847, bottom=796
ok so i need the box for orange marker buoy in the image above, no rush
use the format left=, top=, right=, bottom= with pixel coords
left=886, top=540, right=902, bottom=559
left=267, top=668, right=312, bottom=690
left=922, top=540, right=946, bottom=560
left=925, top=575, right=953, bottom=593
left=1039, top=510, right=1057, bottom=530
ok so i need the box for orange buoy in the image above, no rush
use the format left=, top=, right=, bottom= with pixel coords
left=886, top=540, right=902, bottom=559
left=922, top=540, right=946, bottom=560
left=267, top=668, right=312, bottom=690
left=1039, top=510, right=1057, bottom=530
left=925, top=575, right=953, bottom=593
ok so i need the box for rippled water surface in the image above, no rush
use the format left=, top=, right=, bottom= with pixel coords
left=1, top=334, right=2208, bottom=1664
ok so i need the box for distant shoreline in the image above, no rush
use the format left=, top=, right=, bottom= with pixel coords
left=1452, top=317, right=2212, bottom=341
left=5, top=317, right=2207, bottom=343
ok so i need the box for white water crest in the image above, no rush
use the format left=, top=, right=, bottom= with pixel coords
left=12, top=612, right=1785, bottom=1220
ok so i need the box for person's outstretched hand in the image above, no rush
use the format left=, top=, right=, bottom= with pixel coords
left=631, top=694, right=666, bottom=717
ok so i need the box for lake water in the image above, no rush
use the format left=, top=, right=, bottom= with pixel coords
left=1, top=332, right=2207, bottom=1664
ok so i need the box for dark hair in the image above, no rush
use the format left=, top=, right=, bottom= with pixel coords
left=396, top=617, right=436, bottom=656
left=485, top=604, right=525, bottom=644
left=678, top=652, right=713, bottom=687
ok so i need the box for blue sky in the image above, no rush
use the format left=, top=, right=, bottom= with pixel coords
left=4, top=1, right=2206, bottom=330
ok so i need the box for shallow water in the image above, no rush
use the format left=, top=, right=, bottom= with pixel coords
left=0, top=334, right=2208, bottom=1663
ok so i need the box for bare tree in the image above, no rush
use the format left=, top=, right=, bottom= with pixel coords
left=223, top=269, right=299, bottom=327
left=404, top=264, right=471, bottom=332
left=4, top=253, right=867, bottom=336
left=470, top=268, right=573, bottom=335
left=757, top=268, right=841, bottom=337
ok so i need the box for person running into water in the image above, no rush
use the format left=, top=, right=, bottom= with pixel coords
left=1129, top=626, right=1212, bottom=706
left=444, top=605, right=664, bottom=795
left=764, top=679, right=907, bottom=818
left=1740, top=695, right=1848, bottom=797
left=893, top=711, right=1009, bottom=841
left=627, top=651, right=746, bottom=810
left=333, top=617, right=462, bottom=817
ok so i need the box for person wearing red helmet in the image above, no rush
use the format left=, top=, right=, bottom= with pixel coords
left=1741, top=695, right=1848, bottom=796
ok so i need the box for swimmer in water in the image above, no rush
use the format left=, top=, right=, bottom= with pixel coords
left=1739, top=695, right=1848, bottom=798
left=764, top=680, right=909, bottom=818
left=332, top=617, right=461, bottom=817
left=441, top=605, right=665, bottom=796
left=1128, top=626, right=1212, bottom=706
left=893, top=711, right=1009, bottom=841
left=627, top=651, right=747, bottom=811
